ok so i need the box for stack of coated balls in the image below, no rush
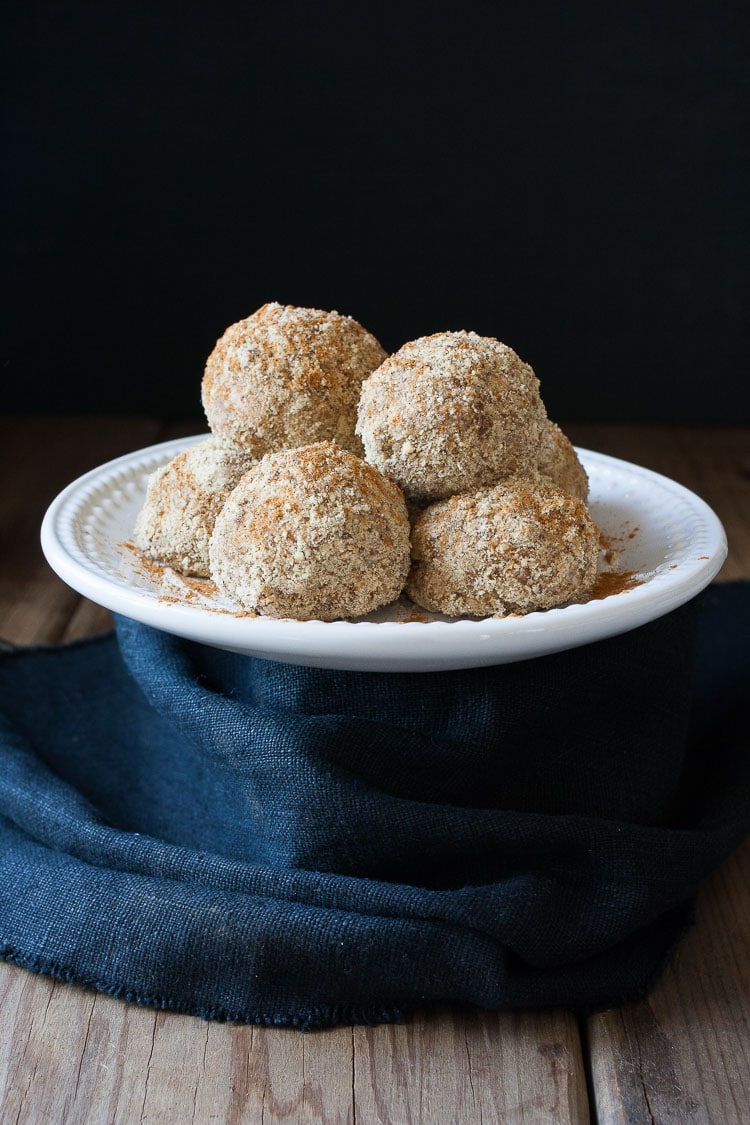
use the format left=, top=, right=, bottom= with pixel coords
left=134, top=303, right=599, bottom=621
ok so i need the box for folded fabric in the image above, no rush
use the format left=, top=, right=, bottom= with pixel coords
left=1, top=583, right=748, bottom=1029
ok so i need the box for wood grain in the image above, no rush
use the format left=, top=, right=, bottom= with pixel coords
left=587, top=837, right=750, bottom=1125
left=1, top=419, right=748, bottom=1124
left=354, top=1008, right=589, bottom=1123
left=0, top=975, right=589, bottom=1125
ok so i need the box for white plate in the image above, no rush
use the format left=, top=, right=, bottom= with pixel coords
left=41, top=437, right=727, bottom=672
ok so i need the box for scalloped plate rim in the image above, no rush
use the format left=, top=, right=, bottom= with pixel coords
left=40, top=436, right=728, bottom=672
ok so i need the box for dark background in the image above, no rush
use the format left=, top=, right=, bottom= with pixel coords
left=3, top=2, right=748, bottom=423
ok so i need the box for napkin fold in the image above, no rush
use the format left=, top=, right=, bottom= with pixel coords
left=1, top=583, right=748, bottom=1029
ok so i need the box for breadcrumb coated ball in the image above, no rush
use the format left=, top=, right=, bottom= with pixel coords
left=202, top=303, right=387, bottom=457
left=406, top=476, right=600, bottom=618
left=537, top=420, right=589, bottom=503
left=356, top=331, right=546, bottom=503
left=209, top=441, right=410, bottom=621
left=134, top=437, right=253, bottom=577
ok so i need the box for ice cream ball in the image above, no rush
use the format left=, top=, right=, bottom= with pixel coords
left=356, top=330, right=546, bottom=504
left=406, top=475, right=600, bottom=618
left=209, top=441, right=410, bottom=621
left=134, top=436, right=253, bottom=577
left=537, top=420, right=589, bottom=503
left=202, top=303, right=387, bottom=458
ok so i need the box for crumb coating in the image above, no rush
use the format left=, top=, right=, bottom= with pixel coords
left=209, top=441, right=410, bottom=620
left=537, top=420, right=589, bottom=503
left=202, top=303, right=387, bottom=457
left=133, top=436, right=253, bottom=576
left=356, top=331, right=546, bottom=503
left=406, top=476, right=599, bottom=617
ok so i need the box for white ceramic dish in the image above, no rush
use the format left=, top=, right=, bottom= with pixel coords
left=41, top=437, right=727, bottom=672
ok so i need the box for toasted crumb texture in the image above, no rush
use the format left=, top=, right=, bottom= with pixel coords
left=134, top=437, right=253, bottom=576
left=209, top=441, right=411, bottom=620
left=537, top=420, right=589, bottom=503
left=356, top=331, right=546, bottom=503
left=202, top=303, right=387, bottom=457
left=406, top=476, right=600, bottom=617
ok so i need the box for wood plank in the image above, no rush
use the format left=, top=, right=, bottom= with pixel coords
left=0, top=970, right=158, bottom=1125
left=0, top=970, right=590, bottom=1125
left=354, top=1008, right=589, bottom=1123
left=196, top=1021, right=357, bottom=1124
left=587, top=838, right=750, bottom=1125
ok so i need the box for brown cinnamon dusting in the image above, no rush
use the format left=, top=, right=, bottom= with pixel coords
left=129, top=299, right=657, bottom=625
left=599, top=529, right=626, bottom=551
left=125, top=542, right=211, bottom=599
left=593, top=524, right=645, bottom=598
left=120, top=541, right=257, bottom=614
left=356, top=331, right=546, bottom=504
left=406, top=477, right=601, bottom=617
left=122, top=537, right=642, bottom=617
left=208, top=441, right=410, bottom=620
left=588, top=569, right=643, bottom=600
left=202, top=303, right=386, bottom=458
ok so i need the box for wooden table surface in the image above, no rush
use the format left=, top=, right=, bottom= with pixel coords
left=1, top=418, right=748, bottom=1125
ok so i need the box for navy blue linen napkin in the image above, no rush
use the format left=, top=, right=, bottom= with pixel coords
left=1, top=583, right=748, bottom=1029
